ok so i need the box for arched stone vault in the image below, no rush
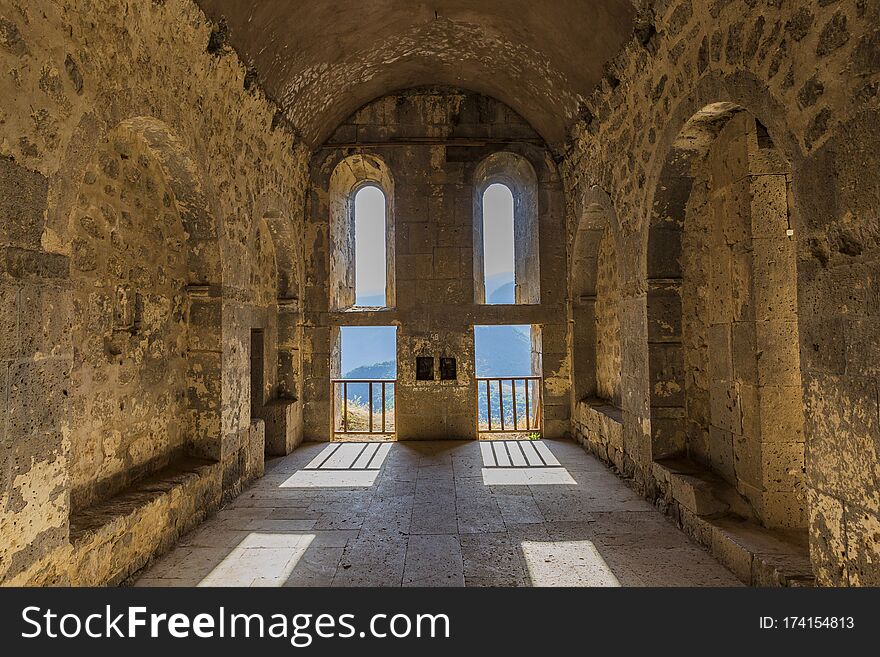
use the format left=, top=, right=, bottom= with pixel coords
left=2, top=0, right=879, bottom=588
left=196, top=0, right=639, bottom=148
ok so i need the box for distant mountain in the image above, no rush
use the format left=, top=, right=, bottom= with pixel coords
left=474, top=325, right=532, bottom=377
left=485, top=272, right=514, bottom=304
left=344, top=360, right=396, bottom=380
left=355, top=293, right=387, bottom=307
left=488, top=282, right=515, bottom=304
left=340, top=326, right=397, bottom=373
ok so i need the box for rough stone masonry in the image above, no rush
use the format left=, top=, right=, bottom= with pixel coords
left=0, top=0, right=878, bottom=587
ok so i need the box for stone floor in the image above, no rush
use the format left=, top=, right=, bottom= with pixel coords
left=133, top=439, right=742, bottom=587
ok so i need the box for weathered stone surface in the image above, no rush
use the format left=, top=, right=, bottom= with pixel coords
left=1, top=0, right=879, bottom=588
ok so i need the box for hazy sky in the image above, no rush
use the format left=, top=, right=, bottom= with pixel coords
left=482, top=183, right=515, bottom=279
left=354, top=185, right=387, bottom=303
left=353, top=182, right=515, bottom=303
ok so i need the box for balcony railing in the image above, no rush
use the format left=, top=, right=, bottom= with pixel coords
left=476, top=376, right=543, bottom=434
left=331, top=379, right=396, bottom=437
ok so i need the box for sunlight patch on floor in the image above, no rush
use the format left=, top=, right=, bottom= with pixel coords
left=480, top=440, right=574, bottom=485
left=481, top=467, right=577, bottom=485
left=520, top=540, right=621, bottom=587
left=281, top=442, right=391, bottom=488
left=197, top=533, right=315, bottom=587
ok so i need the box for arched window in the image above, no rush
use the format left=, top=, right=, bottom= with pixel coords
left=328, top=154, right=395, bottom=310
left=353, top=184, right=387, bottom=307
left=481, top=183, right=516, bottom=304
left=473, top=152, right=540, bottom=305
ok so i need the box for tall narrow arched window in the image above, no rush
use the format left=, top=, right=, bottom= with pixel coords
left=473, top=152, right=540, bottom=305
left=353, top=184, right=387, bottom=307
left=481, top=183, right=516, bottom=304
left=328, top=154, right=396, bottom=310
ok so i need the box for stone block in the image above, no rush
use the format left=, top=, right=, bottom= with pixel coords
left=432, top=246, right=460, bottom=279
left=730, top=249, right=754, bottom=322
left=738, top=382, right=760, bottom=438
left=752, top=237, right=798, bottom=321
left=646, top=282, right=682, bottom=342
left=646, top=227, right=682, bottom=279
left=732, top=429, right=761, bottom=489
left=402, top=222, right=434, bottom=254
left=19, top=284, right=71, bottom=358
left=707, top=323, right=732, bottom=378
left=730, top=321, right=757, bottom=382
left=749, top=173, right=789, bottom=237
left=755, top=320, right=801, bottom=387
left=0, top=285, right=18, bottom=359
left=708, top=424, right=737, bottom=483
left=762, top=441, right=805, bottom=492
left=246, top=419, right=265, bottom=483
left=648, top=342, right=684, bottom=407
left=807, top=487, right=848, bottom=586
left=844, top=317, right=880, bottom=377
left=758, top=489, right=807, bottom=529
left=709, top=380, right=741, bottom=434
left=650, top=410, right=687, bottom=459
left=0, top=158, right=48, bottom=250
left=397, top=253, right=433, bottom=280
left=798, top=314, right=846, bottom=374
left=260, top=398, right=303, bottom=456
left=710, top=524, right=753, bottom=584
left=844, top=505, right=880, bottom=586
left=666, top=469, right=730, bottom=517
left=187, top=297, right=222, bottom=352
left=7, top=358, right=69, bottom=437
left=758, top=384, right=804, bottom=443
left=803, top=373, right=878, bottom=514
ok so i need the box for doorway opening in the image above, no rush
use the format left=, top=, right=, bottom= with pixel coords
left=474, top=324, right=543, bottom=438
left=331, top=326, right=398, bottom=440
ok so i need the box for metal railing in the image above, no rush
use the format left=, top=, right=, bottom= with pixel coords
left=476, top=376, right=543, bottom=434
left=331, top=379, right=396, bottom=436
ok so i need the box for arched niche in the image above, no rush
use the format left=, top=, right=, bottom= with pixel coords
left=327, top=154, right=395, bottom=310
left=65, top=117, right=223, bottom=509
left=645, top=102, right=805, bottom=529
left=473, top=151, right=540, bottom=305
left=254, top=191, right=303, bottom=403
left=570, top=186, right=623, bottom=407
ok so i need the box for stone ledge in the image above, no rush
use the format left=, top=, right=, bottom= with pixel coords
left=577, top=397, right=623, bottom=424
left=654, top=457, right=814, bottom=587
left=572, top=398, right=625, bottom=468
left=258, top=398, right=303, bottom=456
left=68, top=456, right=221, bottom=586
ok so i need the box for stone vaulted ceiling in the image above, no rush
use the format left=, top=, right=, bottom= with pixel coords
left=196, top=0, right=638, bottom=148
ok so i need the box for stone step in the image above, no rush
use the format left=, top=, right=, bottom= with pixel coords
left=653, top=457, right=813, bottom=586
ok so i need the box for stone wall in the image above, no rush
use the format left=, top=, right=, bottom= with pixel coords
left=562, top=0, right=880, bottom=585
left=303, top=88, right=569, bottom=441
left=0, top=0, right=307, bottom=585
left=595, top=228, right=622, bottom=405
left=69, top=128, right=191, bottom=510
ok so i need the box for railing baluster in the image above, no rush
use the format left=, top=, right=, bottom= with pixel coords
left=512, top=378, right=518, bottom=431
left=499, top=379, right=505, bottom=432
left=331, top=381, right=337, bottom=433
left=343, top=381, right=348, bottom=433
left=486, top=378, right=492, bottom=431
left=331, top=379, right=396, bottom=437
left=537, top=381, right=543, bottom=431
left=473, top=376, right=542, bottom=436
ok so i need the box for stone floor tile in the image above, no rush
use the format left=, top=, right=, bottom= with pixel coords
left=403, top=535, right=464, bottom=586
left=136, top=439, right=741, bottom=587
